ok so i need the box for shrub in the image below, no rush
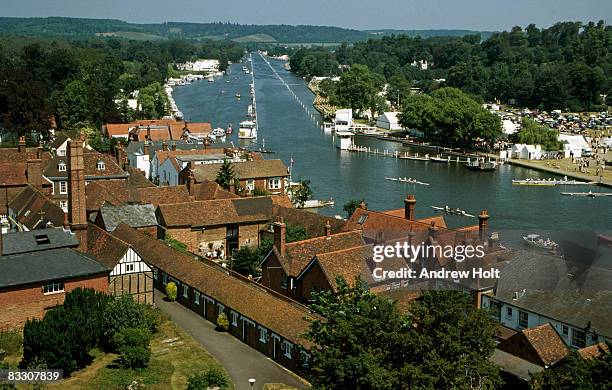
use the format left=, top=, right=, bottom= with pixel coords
left=113, top=327, right=152, bottom=369
left=101, top=295, right=147, bottom=350
left=165, top=282, right=177, bottom=301
left=216, top=313, right=229, bottom=332
left=142, top=305, right=163, bottom=333
left=0, top=330, right=23, bottom=356
left=186, top=367, right=230, bottom=390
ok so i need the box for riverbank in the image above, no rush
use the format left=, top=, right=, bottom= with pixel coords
left=508, top=158, right=612, bottom=188
left=307, top=80, right=335, bottom=119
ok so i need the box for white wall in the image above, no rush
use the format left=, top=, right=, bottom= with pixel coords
left=111, top=247, right=152, bottom=276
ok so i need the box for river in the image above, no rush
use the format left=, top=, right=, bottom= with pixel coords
left=172, top=53, right=611, bottom=240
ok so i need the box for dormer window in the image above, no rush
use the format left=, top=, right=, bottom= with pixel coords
left=97, top=161, right=105, bottom=171
left=58, top=162, right=66, bottom=172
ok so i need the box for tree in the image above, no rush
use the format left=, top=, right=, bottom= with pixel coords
left=137, top=82, right=169, bottom=119
left=343, top=199, right=365, bottom=218
left=215, top=160, right=236, bottom=190
left=291, top=179, right=313, bottom=208
left=305, top=279, right=501, bottom=389
left=187, top=368, right=230, bottom=390
left=102, top=294, right=147, bottom=349
left=112, top=327, right=152, bottom=369
left=336, top=64, right=377, bottom=115
left=54, top=80, right=90, bottom=131
left=165, top=281, right=178, bottom=301
left=514, top=118, right=564, bottom=151
left=531, top=348, right=612, bottom=390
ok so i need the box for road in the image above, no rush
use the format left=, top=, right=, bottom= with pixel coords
left=154, top=291, right=308, bottom=390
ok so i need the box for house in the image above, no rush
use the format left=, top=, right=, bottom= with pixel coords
left=86, top=224, right=154, bottom=304
left=509, top=144, right=542, bottom=160
left=376, top=112, right=403, bottom=131
left=333, top=109, right=353, bottom=132
left=94, top=203, right=157, bottom=235
left=43, top=148, right=128, bottom=212
left=0, top=137, right=52, bottom=219
left=111, top=223, right=313, bottom=372
left=490, top=323, right=569, bottom=387
left=49, top=134, right=92, bottom=157
left=411, top=59, right=429, bottom=70
left=481, top=250, right=612, bottom=349
left=0, top=228, right=110, bottom=329
left=103, top=119, right=212, bottom=142
left=156, top=196, right=287, bottom=256
left=8, top=185, right=65, bottom=231
left=181, top=159, right=289, bottom=195
left=259, top=221, right=366, bottom=300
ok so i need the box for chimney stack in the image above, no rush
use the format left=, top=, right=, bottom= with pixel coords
left=324, top=221, right=331, bottom=238
left=67, top=139, right=88, bottom=247
left=171, top=142, right=177, bottom=151
left=146, top=125, right=151, bottom=140
left=478, top=210, right=490, bottom=241
left=116, top=144, right=127, bottom=169
left=18, top=136, right=26, bottom=153
left=187, top=170, right=196, bottom=195
left=404, top=194, right=416, bottom=221
left=162, top=142, right=168, bottom=151
left=428, top=221, right=438, bottom=240
left=143, top=141, right=150, bottom=157
left=26, top=159, right=42, bottom=187
left=273, top=219, right=286, bottom=258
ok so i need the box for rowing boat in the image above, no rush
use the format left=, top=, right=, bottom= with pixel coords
left=385, top=177, right=430, bottom=186
left=561, top=192, right=612, bottom=197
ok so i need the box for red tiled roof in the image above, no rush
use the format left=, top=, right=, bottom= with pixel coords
left=306, top=245, right=373, bottom=291
left=350, top=208, right=448, bottom=242
left=111, top=224, right=312, bottom=345
left=85, top=223, right=129, bottom=269
left=577, top=342, right=610, bottom=360
left=191, top=159, right=289, bottom=182
left=8, top=185, right=65, bottom=229
left=44, top=151, right=127, bottom=179
left=498, top=323, right=569, bottom=367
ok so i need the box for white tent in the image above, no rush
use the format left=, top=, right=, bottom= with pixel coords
left=559, top=134, right=591, bottom=158
left=376, top=112, right=403, bottom=131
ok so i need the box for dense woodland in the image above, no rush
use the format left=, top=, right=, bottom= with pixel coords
left=291, top=21, right=612, bottom=112
left=0, top=36, right=243, bottom=143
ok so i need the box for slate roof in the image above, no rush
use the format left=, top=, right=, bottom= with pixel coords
left=489, top=349, right=544, bottom=381
left=43, top=150, right=127, bottom=180
left=157, top=196, right=278, bottom=227
left=498, top=324, right=569, bottom=367
left=1, top=228, right=78, bottom=255
left=111, top=224, right=312, bottom=345
left=154, top=148, right=228, bottom=166
left=281, top=231, right=366, bottom=276
left=0, top=248, right=109, bottom=289
left=99, top=203, right=157, bottom=231
left=191, top=159, right=289, bottom=182
left=8, top=185, right=65, bottom=229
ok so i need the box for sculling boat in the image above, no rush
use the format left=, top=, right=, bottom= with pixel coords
left=561, top=191, right=612, bottom=197
left=431, top=206, right=475, bottom=218
left=385, top=177, right=430, bottom=186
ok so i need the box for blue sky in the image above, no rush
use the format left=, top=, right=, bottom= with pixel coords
left=2, top=0, right=610, bottom=30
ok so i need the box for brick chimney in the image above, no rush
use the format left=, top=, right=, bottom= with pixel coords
left=171, top=142, right=177, bottom=151
left=162, top=141, right=168, bottom=151
left=67, top=139, right=88, bottom=248
left=116, top=144, right=127, bottom=169
left=187, top=170, right=196, bottom=195
left=324, top=221, right=331, bottom=238
left=273, top=219, right=286, bottom=258
left=478, top=210, right=490, bottom=240
left=404, top=194, right=416, bottom=221
left=18, top=136, right=26, bottom=153
left=146, top=125, right=151, bottom=140
left=428, top=221, right=438, bottom=240
left=26, top=159, right=42, bottom=187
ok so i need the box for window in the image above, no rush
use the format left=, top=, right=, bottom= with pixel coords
left=59, top=200, right=68, bottom=212
left=59, top=181, right=68, bottom=194
left=153, top=269, right=158, bottom=280
left=281, top=277, right=287, bottom=289
left=246, top=179, right=255, bottom=191
left=97, top=161, right=105, bottom=170
left=283, top=341, right=293, bottom=358
left=506, top=307, right=513, bottom=319
left=357, top=214, right=368, bottom=224
left=259, top=327, right=268, bottom=343
left=58, top=162, right=66, bottom=172
left=125, top=263, right=135, bottom=273
left=183, top=285, right=189, bottom=298
left=518, top=311, right=528, bottom=328
left=231, top=312, right=238, bottom=327
left=562, top=325, right=569, bottom=336
left=571, top=328, right=586, bottom=348
left=42, top=281, right=64, bottom=295
left=194, top=291, right=200, bottom=305
left=268, top=177, right=281, bottom=190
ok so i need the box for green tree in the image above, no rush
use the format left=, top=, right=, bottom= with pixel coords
left=215, top=160, right=236, bottom=190
left=216, top=313, right=229, bottom=332
left=55, top=79, right=90, bottom=131
left=137, top=82, right=169, bottom=119
left=531, top=348, right=612, bottom=390
left=291, top=179, right=313, bottom=208
left=165, top=281, right=178, bottom=301
left=112, top=327, right=152, bottom=369
left=286, top=224, right=308, bottom=242
left=101, top=295, right=147, bottom=350
left=306, top=279, right=501, bottom=389
left=336, top=64, right=377, bottom=115
left=343, top=199, right=365, bottom=218
left=514, top=118, right=564, bottom=151
left=187, top=368, right=230, bottom=390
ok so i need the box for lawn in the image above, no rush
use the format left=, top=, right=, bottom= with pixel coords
left=30, top=319, right=231, bottom=390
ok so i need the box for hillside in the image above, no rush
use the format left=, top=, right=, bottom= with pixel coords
left=0, top=17, right=490, bottom=43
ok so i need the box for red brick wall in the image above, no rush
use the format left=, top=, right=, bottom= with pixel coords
left=298, top=262, right=332, bottom=303
left=260, top=254, right=288, bottom=296
left=0, top=274, right=109, bottom=330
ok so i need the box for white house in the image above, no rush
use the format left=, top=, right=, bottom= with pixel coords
left=376, top=112, right=403, bottom=131
left=334, top=109, right=353, bottom=132
left=157, top=153, right=229, bottom=186
left=509, top=144, right=542, bottom=160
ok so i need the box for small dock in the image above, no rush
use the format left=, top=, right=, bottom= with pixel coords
left=345, top=144, right=486, bottom=164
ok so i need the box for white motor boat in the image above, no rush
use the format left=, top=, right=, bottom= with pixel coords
left=210, top=128, right=227, bottom=141
left=238, top=120, right=257, bottom=139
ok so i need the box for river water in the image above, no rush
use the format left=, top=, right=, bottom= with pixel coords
left=172, top=54, right=611, bottom=239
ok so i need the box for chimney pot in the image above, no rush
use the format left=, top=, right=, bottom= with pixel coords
left=162, top=142, right=168, bottom=151
left=325, top=221, right=331, bottom=238
left=478, top=210, right=490, bottom=240
left=18, top=136, right=26, bottom=153
left=404, top=194, right=417, bottom=221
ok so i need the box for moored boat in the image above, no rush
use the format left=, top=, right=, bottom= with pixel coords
left=238, top=120, right=257, bottom=139
left=466, top=159, right=497, bottom=171
left=523, top=234, right=559, bottom=250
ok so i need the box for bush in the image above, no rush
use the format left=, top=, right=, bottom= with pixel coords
left=142, top=305, right=163, bottom=333
left=0, top=330, right=23, bottom=356
left=112, top=327, right=152, bottom=369
left=216, top=313, right=229, bottom=332
left=165, top=282, right=177, bottom=301
left=186, top=367, right=230, bottom=390
left=102, top=295, right=147, bottom=350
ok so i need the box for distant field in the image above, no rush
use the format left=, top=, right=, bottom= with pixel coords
left=96, top=31, right=167, bottom=41
left=192, top=34, right=227, bottom=41
left=232, top=33, right=277, bottom=43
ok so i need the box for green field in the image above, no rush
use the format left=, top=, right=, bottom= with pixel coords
left=232, top=33, right=277, bottom=43
left=96, top=31, right=167, bottom=41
